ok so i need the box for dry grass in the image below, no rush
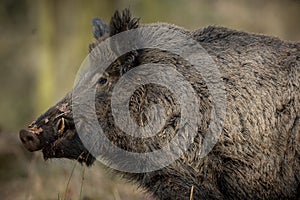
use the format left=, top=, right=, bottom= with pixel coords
left=0, top=131, right=151, bottom=200
left=189, top=185, right=194, bottom=200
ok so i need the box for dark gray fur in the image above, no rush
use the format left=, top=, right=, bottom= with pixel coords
left=20, top=9, right=300, bottom=200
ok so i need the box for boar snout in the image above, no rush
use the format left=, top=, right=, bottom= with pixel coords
left=19, top=129, right=42, bottom=152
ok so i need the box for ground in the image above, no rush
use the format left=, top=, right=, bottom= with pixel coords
left=0, top=130, right=151, bottom=200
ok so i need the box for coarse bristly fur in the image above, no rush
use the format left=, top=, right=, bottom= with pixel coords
left=20, top=9, right=299, bottom=200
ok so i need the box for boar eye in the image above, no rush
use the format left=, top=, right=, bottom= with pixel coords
left=98, top=77, right=107, bottom=85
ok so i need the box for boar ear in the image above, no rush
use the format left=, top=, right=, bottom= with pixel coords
left=109, top=8, right=139, bottom=36
left=92, top=18, right=110, bottom=40
left=89, top=18, right=110, bottom=52
left=90, top=9, right=140, bottom=75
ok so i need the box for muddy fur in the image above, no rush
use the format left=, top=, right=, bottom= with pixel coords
left=20, top=9, right=299, bottom=200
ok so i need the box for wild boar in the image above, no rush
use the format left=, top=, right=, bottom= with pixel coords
left=19, top=9, right=299, bottom=199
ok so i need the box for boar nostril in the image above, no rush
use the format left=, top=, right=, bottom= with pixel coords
left=19, top=129, right=42, bottom=152
left=24, top=135, right=34, bottom=142
left=20, top=137, right=25, bottom=143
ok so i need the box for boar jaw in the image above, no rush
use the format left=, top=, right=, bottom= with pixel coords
left=20, top=95, right=96, bottom=166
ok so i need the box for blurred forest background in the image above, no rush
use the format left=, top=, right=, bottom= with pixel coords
left=0, top=0, right=299, bottom=199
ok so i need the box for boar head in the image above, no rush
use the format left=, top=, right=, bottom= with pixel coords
left=19, top=9, right=142, bottom=166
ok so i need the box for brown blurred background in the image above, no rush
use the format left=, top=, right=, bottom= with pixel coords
left=0, top=0, right=299, bottom=199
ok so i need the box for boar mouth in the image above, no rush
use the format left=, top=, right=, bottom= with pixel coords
left=20, top=127, right=96, bottom=166
left=42, top=132, right=95, bottom=166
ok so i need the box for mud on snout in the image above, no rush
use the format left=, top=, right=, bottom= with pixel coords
left=19, top=95, right=95, bottom=166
